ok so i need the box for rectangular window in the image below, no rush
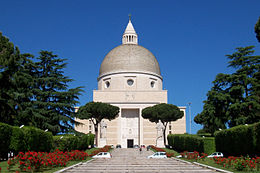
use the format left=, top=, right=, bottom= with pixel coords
left=169, top=125, right=171, bottom=130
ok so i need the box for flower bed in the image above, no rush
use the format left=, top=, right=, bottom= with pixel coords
left=89, top=145, right=112, bottom=156
left=7, top=149, right=88, bottom=172
left=211, top=156, right=260, bottom=171
left=3, top=145, right=112, bottom=172
left=180, top=150, right=260, bottom=172
left=150, top=145, right=174, bottom=158
left=180, top=151, right=200, bottom=160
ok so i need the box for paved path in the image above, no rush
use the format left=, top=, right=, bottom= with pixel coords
left=62, top=148, right=216, bottom=173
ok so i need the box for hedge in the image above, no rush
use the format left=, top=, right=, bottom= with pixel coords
left=215, top=122, right=260, bottom=156
left=255, top=122, right=260, bottom=152
left=54, top=135, right=79, bottom=151
left=78, top=133, right=95, bottom=150
left=9, top=126, right=26, bottom=154
left=202, top=137, right=215, bottom=154
left=0, top=122, right=13, bottom=159
left=23, top=126, right=53, bottom=152
left=0, top=123, right=53, bottom=159
left=0, top=122, right=94, bottom=159
left=53, top=133, right=94, bottom=151
left=167, top=134, right=215, bottom=154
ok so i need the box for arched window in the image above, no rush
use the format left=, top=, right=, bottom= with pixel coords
left=151, top=81, right=155, bottom=88
left=105, top=81, right=110, bottom=88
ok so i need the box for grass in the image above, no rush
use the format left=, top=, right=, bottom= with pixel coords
left=162, top=148, right=179, bottom=156
left=0, top=148, right=98, bottom=173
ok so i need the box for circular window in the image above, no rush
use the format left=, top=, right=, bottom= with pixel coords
left=151, top=81, right=155, bottom=88
left=127, top=79, right=134, bottom=86
left=105, top=81, right=110, bottom=88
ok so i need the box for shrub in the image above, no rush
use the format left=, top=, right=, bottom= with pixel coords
left=77, top=133, right=94, bottom=150
left=254, top=122, right=260, bottom=153
left=53, top=133, right=95, bottom=152
left=78, top=135, right=88, bottom=150
left=167, top=135, right=173, bottom=147
left=9, top=126, right=26, bottom=154
left=168, top=134, right=203, bottom=152
left=23, top=126, right=53, bottom=152
left=202, top=137, right=215, bottom=154
left=167, top=134, right=215, bottom=154
left=0, top=122, right=12, bottom=159
left=215, top=122, right=260, bottom=156
left=88, top=133, right=95, bottom=147
left=53, top=135, right=79, bottom=151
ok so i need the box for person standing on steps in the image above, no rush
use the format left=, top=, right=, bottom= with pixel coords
left=139, top=147, right=142, bottom=154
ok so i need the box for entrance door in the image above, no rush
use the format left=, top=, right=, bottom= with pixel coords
left=127, top=139, right=134, bottom=148
left=121, top=109, right=139, bottom=148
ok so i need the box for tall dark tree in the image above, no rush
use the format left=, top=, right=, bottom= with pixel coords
left=142, top=103, right=184, bottom=145
left=77, top=102, right=119, bottom=146
left=194, top=74, right=230, bottom=134
left=0, top=33, right=33, bottom=125
left=226, top=46, right=260, bottom=126
left=195, top=46, right=260, bottom=133
left=255, top=17, right=260, bottom=43
left=0, top=33, right=84, bottom=134
left=31, top=51, right=83, bottom=134
left=0, top=32, right=19, bottom=124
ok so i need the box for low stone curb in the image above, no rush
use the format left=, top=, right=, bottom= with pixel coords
left=193, top=162, right=233, bottom=173
left=54, top=159, right=94, bottom=173
left=171, top=157, right=193, bottom=164
left=172, top=157, right=233, bottom=173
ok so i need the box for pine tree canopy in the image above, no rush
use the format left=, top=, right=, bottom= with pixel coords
left=77, top=101, right=119, bottom=146
left=255, top=17, right=260, bottom=43
left=0, top=33, right=84, bottom=134
left=142, top=103, right=184, bottom=145
left=194, top=46, right=260, bottom=134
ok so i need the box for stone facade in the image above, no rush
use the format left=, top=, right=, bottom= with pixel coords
left=75, top=18, right=186, bottom=148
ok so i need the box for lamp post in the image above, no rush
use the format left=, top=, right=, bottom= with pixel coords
left=188, top=102, right=192, bottom=134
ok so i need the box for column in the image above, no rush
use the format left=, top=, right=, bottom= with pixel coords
left=118, top=108, right=122, bottom=146
left=139, top=108, right=143, bottom=145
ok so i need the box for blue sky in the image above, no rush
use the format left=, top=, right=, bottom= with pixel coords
left=1, top=0, right=259, bottom=134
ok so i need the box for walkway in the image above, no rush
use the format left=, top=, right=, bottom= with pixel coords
left=61, top=148, right=216, bottom=173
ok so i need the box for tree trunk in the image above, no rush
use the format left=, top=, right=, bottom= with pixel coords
left=163, top=126, right=166, bottom=146
left=94, top=124, right=98, bottom=147
left=163, top=122, right=168, bottom=146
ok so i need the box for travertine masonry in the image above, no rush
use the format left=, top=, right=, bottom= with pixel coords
left=75, top=18, right=186, bottom=148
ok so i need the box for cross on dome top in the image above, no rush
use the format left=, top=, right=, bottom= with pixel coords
left=122, top=15, right=138, bottom=44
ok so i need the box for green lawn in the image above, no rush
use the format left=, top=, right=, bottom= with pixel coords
left=162, top=148, right=179, bottom=156
left=0, top=148, right=98, bottom=173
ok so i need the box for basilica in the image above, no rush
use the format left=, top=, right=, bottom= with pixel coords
left=75, top=18, right=186, bottom=148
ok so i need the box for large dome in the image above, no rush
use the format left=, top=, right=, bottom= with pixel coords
left=99, top=44, right=161, bottom=78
